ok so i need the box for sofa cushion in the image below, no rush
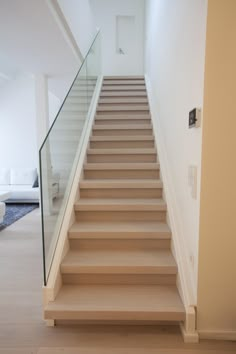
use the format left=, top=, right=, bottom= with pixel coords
left=0, top=168, right=10, bottom=185
left=10, top=188, right=39, bottom=201
left=10, top=168, right=37, bottom=185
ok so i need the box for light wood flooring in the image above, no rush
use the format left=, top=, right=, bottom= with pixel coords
left=0, top=209, right=235, bottom=353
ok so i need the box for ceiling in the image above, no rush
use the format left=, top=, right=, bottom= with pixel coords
left=0, top=0, right=80, bottom=96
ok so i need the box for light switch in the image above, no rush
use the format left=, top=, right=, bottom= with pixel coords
left=188, top=165, right=197, bottom=199
left=189, top=108, right=201, bottom=128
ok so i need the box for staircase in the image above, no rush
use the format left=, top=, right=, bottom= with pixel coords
left=45, top=76, right=185, bottom=324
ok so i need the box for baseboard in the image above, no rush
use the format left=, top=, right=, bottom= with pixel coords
left=199, top=330, right=236, bottom=341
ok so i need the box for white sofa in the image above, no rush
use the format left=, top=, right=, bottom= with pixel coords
left=0, top=168, right=40, bottom=203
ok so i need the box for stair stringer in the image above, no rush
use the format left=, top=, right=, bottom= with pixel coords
left=43, top=76, right=103, bottom=320
left=145, top=75, right=199, bottom=343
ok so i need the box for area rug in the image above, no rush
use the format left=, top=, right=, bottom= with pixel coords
left=0, top=203, right=39, bottom=232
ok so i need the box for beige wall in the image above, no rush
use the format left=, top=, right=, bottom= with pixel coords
left=197, top=0, right=236, bottom=337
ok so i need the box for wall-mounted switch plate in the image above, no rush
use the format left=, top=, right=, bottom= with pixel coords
left=188, top=165, right=198, bottom=199
left=189, top=108, right=201, bottom=128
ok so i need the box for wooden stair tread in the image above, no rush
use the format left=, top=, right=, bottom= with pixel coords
left=68, top=221, right=171, bottom=239
left=80, top=179, right=163, bottom=189
left=95, top=115, right=151, bottom=120
left=87, top=148, right=156, bottom=155
left=102, top=85, right=146, bottom=91
left=93, top=124, right=152, bottom=130
left=84, top=163, right=159, bottom=170
left=100, top=91, right=147, bottom=97
left=97, top=105, right=149, bottom=111
left=74, top=198, right=166, bottom=211
left=103, top=80, right=145, bottom=85
left=61, top=249, right=177, bottom=274
left=45, top=284, right=185, bottom=321
left=99, top=98, right=148, bottom=103
left=104, top=76, right=144, bottom=79
left=90, top=136, right=154, bottom=141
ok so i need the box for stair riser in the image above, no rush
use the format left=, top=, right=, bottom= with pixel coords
left=90, top=141, right=154, bottom=149
left=75, top=211, right=166, bottom=222
left=80, top=188, right=162, bottom=199
left=103, top=80, right=145, bottom=85
left=62, top=274, right=176, bottom=285
left=92, top=129, right=153, bottom=136
left=44, top=311, right=184, bottom=322
left=87, top=154, right=157, bottom=163
left=96, top=110, right=149, bottom=116
left=95, top=119, right=151, bottom=125
left=102, top=86, right=146, bottom=91
left=84, top=169, right=160, bottom=179
left=97, top=105, right=149, bottom=111
left=100, top=92, right=147, bottom=97
left=69, top=239, right=170, bottom=250
left=99, top=98, right=148, bottom=104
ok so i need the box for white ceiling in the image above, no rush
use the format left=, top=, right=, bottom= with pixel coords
left=0, top=0, right=80, bottom=96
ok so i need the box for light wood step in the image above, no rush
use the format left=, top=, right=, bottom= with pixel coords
left=95, top=114, right=151, bottom=119
left=90, top=136, right=154, bottom=141
left=100, top=91, right=147, bottom=97
left=74, top=198, right=166, bottom=212
left=68, top=221, right=171, bottom=239
left=103, top=80, right=145, bottom=86
left=61, top=249, right=177, bottom=274
left=97, top=105, right=149, bottom=113
left=79, top=179, right=163, bottom=199
left=92, top=124, right=152, bottom=136
left=44, top=284, right=185, bottom=322
left=61, top=249, right=177, bottom=286
left=62, top=273, right=176, bottom=285
left=76, top=210, right=165, bottom=222
left=80, top=179, right=162, bottom=189
left=95, top=118, right=151, bottom=125
left=68, top=221, right=171, bottom=250
left=102, top=85, right=146, bottom=91
left=99, top=97, right=148, bottom=104
left=104, top=76, right=144, bottom=80
left=87, top=148, right=157, bottom=163
left=84, top=162, right=159, bottom=179
left=90, top=139, right=155, bottom=149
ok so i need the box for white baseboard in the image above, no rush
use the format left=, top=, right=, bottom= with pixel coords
left=199, top=330, right=236, bottom=341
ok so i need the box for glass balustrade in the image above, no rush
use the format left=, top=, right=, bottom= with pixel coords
left=39, top=31, right=101, bottom=285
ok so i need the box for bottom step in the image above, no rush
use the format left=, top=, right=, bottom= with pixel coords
left=45, top=284, right=185, bottom=322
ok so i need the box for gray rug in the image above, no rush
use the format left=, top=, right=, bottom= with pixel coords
left=0, top=203, right=39, bottom=232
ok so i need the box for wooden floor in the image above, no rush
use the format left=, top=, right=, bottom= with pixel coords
left=0, top=209, right=235, bottom=353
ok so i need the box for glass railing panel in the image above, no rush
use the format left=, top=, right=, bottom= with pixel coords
left=39, top=31, right=101, bottom=285
left=87, top=30, right=101, bottom=97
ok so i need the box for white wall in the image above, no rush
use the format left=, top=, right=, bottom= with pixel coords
left=0, top=75, right=38, bottom=169
left=48, top=91, right=61, bottom=126
left=57, top=0, right=96, bottom=57
left=145, top=0, right=208, bottom=304
left=90, top=0, right=145, bottom=75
